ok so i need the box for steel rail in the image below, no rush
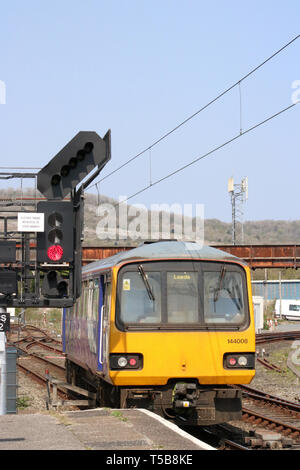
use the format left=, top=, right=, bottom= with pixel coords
left=242, top=407, right=300, bottom=440
left=256, top=331, right=300, bottom=344
left=17, top=362, right=67, bottom=399
left=256, top=357, right=283, bottom=372
left=239, top=387, right=300, bottom=416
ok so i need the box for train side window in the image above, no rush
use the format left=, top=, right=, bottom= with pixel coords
left=93, top=279, right=100, bottom=321
left=77, top=284, right=83, bottom=317
left=81, top=281, right=88, bottom=317
left=104, top=279, right=111, bottom=319
left=87, top=280, right=94, bottom=320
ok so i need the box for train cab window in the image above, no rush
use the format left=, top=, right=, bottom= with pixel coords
left=167, top=272, right=198, bottom=323
left=120, top=271, right=162, bottom=324
left=117, top=261, right=249, bottom=330
left=203, top=270, right=246, bottom=325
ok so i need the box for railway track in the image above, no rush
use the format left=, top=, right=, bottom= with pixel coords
left=187, top=423, right=251, bottom=450
left=256, top=357, right=283, bottom=372
left=8, top=324, right=96, bottom=409
left=237, top=384, right=300, bottom=443
left=256, top=330, right=300, bottom=344
left=208, top=331, right=300, bottom=449
left=8, top=324, right=68, bottom=400
left=8, top=326, right=300, bottom=449
left=238, top=384, right=300, bottom=414
left=17, top=341, right=66, bottom=382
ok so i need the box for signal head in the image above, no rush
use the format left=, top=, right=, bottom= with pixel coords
left=47, top=244, right=63, bottom=262
left=37, top=131, right=111, bottom=200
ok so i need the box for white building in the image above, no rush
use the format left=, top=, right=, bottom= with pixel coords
left=252, top=296, right=264, bottom=333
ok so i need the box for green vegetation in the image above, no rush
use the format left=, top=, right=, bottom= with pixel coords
left=266, top=345, right=300, bottom=382
left=263, top=300, right=276, bottom=323
left=16, top=307, right=62, bottom=335
left=111, top=410, right=128, bottom=422
left=17, top=396, right=31, bottom=409
left=3, top=189, right=300, bottom=248
left=252, top=268, right=300, bottom=281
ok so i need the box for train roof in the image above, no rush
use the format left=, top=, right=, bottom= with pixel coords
left=82, top=240, right=247, bottom=274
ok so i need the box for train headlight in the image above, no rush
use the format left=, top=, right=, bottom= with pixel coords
left=224, top=353, right=255, bottom=369
left=117, top=357, right=128, bottom=368
left=109, top=354, right=143, bottom=370
left=238, top=356, right=248, bottom=366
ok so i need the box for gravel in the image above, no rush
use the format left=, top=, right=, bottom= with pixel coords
left=17, top=370, right=48, bottom=413
left=250, top=340, right=300, bottom=403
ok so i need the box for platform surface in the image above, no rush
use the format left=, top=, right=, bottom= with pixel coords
left=0, top=408, right=215, bottom=451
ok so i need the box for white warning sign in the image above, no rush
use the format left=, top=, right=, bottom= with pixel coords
left=17, top=213, right=44, bottom=232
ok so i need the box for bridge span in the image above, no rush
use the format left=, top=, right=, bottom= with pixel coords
left=81, top=244, right=300, bottom=269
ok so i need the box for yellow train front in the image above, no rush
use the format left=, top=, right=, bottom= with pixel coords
left=63, top=241, right=255, bottom=426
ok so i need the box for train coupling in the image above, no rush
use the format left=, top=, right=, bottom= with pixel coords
left=173, top=383, right=197, bottom=409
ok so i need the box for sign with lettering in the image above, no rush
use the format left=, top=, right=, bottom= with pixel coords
left=0, top=312, right=10, bottom=332
left=17, top=213, right=44, bottom=232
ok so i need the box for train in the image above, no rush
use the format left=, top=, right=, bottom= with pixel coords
left=62, top=240, right=256, bottom=426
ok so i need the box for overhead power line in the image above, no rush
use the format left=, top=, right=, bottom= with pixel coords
left=89, top=33, right=300, bottom=190
left=114, top=101, right=299, bottom=208
left=2, top=35, right=299, bottom=181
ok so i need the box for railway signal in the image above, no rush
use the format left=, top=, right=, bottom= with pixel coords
left=0, top=129, right=111, bottom=308
left=36, top=201, right=74, bottom=263
left=42, top=270, right=69, bottom=298
left=37, top=130, right=111, bottom=200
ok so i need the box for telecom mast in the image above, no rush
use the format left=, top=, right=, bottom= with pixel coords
left=228, top=176, right=248, bottom=245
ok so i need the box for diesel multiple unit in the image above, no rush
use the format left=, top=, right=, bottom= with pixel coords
left=63, top=241, right=256, bottom=425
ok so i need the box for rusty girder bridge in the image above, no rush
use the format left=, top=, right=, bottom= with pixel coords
left=81, top=244, right=300, bottom=269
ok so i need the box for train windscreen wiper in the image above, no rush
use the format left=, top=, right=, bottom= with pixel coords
left=138, top=264, right=155, bottom=302
left=214, top=265, right=226, bottom=303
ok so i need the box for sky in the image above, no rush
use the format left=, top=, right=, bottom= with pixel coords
left=0, top=0, right=299, bottom=222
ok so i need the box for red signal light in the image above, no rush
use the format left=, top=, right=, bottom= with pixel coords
left=47, top=245, right=63, bottom=261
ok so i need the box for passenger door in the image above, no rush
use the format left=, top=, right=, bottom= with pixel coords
left=98, top=273, right=111, bottom=374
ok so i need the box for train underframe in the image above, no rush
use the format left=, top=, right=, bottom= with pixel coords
left=66, top=359, right=242, bottom=426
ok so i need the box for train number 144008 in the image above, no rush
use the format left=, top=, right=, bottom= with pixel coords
left=227, top=338, right=248, bottom=344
